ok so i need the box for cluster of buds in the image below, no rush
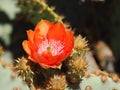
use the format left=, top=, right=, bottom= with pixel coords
left=67, top=54, right=88, bottom=84
left=69, top=55, right=88, bottom=72
left=66, top=35, right=89, bottom=84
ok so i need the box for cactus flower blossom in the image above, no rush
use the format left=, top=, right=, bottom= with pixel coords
left=22, top=20, right=74, bottom=68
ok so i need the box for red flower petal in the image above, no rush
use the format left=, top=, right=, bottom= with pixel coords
left=34, top=20, right=53, bottom=48
left=34, top=20, right=53, bottom=37
left=31, top=51, right=40, bottom=63
left=27, top=30, right=34, bottom=43
left=39, top=52, right=59, bottom=66
left=64, top=30, right=74, bottom=52
left=56, top=30, right=74, bottom=60
left=47, top=22, right=65, bottom=41
left=22, top=40, right=31, bottom=55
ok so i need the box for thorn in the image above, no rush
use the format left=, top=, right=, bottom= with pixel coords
left=110, top=74, right=119, bottom=83
left=85, top=71, right=91, bottom=78
left=93, top=70, right=100, bottom=76
left=112, top=87, right=117, bottom=90
left=13, top=87, right=21, bottom=90
left=85, top=85, right=92, bottom=90
left=101, top=75, right=107, bottom=83
left=11, top=72, right=17, bottom=79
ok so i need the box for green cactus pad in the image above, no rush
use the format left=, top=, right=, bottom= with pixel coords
left=80, top=74, right=120, bottom=90
left=0, top=64, right=30, bottom=90
left=65, top=73, right=120, bottom=90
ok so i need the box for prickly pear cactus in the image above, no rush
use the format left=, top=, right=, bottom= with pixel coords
left=0, top=62, right=30, bottom=90
left=80, top=72, right=120, bottom=90
left=65, top=70, right=120, bottom=90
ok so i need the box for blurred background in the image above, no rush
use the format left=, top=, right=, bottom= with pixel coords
left=0, top=0, right=120, bottom=74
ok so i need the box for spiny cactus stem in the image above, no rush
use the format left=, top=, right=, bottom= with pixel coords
left=37, top=0, right=63, bottom=23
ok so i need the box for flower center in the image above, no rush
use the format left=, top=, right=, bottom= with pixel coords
left=38, top=39, right=64, bottom=56
left=47, top=46, right=51, bottom=51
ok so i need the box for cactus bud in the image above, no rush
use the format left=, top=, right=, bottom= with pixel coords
left=46, top=75, right=67, bottom=90
left=74, top=35, right=89, bottom=51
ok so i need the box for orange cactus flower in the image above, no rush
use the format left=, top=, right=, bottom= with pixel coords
left=22, top=20, right=74, bottom=68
